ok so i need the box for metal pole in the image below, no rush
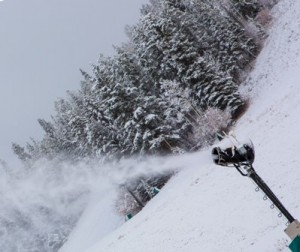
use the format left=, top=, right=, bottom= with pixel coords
left=249, top=169, right=295, bottom=223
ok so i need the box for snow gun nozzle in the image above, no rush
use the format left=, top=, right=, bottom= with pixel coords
left=211, top=143, right=255, bottom=167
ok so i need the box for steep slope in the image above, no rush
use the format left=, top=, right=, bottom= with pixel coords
left=60, top=0, right=300, bottom=251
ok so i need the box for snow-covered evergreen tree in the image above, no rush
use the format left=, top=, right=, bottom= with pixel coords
left=12, top=143, right=32, bottom=163
left=13, top=0, right=263, bottom=164
left=230, top=0, right=263, bottom=20
left=11, top=0, right=267, bottom=217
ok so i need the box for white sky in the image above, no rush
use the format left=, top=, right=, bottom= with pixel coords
left=0, top=0, right=147, bottom=163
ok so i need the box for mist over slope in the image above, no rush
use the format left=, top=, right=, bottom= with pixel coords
left=60, top=0, right=300, bottom=251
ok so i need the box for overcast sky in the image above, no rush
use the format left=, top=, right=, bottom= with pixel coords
left=0, top=0, right=147, bottom=163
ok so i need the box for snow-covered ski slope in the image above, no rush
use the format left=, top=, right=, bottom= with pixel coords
left=60, top=0, right=300, bottom=251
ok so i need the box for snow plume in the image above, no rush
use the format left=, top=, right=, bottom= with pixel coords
left=0, top=152, right=209, bottom=252
left=0, top=159, right=103, bottom=252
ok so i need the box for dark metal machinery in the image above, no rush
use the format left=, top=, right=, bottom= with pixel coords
left=212, top=141, right=300, bottom=251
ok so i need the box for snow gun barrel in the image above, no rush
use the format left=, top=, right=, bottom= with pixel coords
left=211, top=143, right=255, bottom=166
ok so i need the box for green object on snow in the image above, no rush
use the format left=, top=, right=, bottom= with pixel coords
left=152, top=187, right=160, bottom=195
left=289, top=236, right=300, bottom=252
left=126, top=213, right=133, bottom=221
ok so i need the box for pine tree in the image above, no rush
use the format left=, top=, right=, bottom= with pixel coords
left=230, top=0, right=263, bottom=20
left=12, top=143, right=32, bottom=163
left=13, top=0, right=263, bottom=165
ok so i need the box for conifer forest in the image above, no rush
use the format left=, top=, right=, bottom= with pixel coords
left=12, top=0, right=275, bottom=211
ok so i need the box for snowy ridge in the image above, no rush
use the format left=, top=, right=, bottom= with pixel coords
left=60, top=0, right=300, bottom=251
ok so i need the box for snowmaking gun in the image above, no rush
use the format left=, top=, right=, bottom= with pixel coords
left=212, top=133, right=300, bottom=251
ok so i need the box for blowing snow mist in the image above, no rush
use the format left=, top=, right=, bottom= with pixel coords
left=0, top=152, right=205, bottom=252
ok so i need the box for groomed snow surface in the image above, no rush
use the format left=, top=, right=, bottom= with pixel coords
left=60, top=0, right=300, bottom=251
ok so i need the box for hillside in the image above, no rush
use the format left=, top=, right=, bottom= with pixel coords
left=60, top=0, right=300, bottom=251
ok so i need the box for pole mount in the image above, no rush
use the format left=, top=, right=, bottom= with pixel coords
left=286, top=220, right=300, bottom=240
